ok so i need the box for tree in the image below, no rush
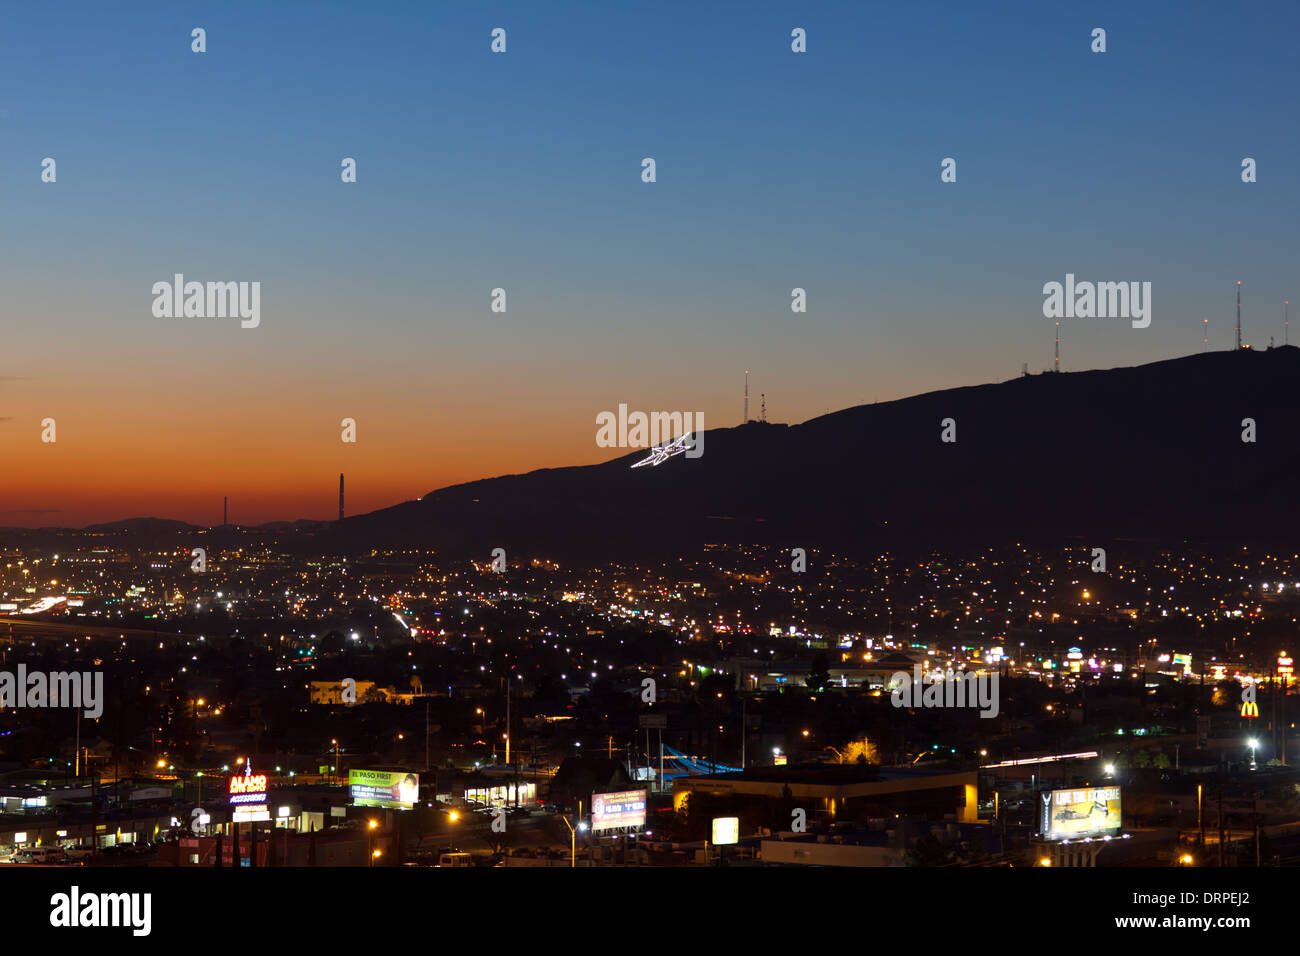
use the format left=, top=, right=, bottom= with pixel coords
left=839, top=738, right=880, bottom=764
left=320, top=630, right=346, bottom=655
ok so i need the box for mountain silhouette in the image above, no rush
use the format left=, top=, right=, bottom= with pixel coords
left=327, top=347, right=1300, bottom=562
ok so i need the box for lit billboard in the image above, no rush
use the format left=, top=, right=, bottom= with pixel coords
left=590, top=789, right=647, bottom=831
left=228, top=771, right=268, bottom=807
left=229, top=769, right=270, bottom=822
left=349, top=770, right=419, bottom=809
left=1040, top=786, right=1121, bottom=840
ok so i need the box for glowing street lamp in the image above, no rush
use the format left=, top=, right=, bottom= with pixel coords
left=559, top=814, right=587, bottom=868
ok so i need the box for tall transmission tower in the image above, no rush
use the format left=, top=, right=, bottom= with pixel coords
left=1236, top=281, right=1242, bottom=350
left=1203, top=318, right=1209, bottom=350
left=338, top=473, right=345, bottom=522
left=1286, top=300, right=1290, bottom=346
left=1054, top=322, right=1060, bottom=372
left=744, top=370, right=749, bottom=424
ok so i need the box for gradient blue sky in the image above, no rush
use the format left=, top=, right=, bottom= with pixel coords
left=1, top=0, right=1297, bottom=524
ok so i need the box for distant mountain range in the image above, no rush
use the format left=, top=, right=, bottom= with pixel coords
left=328, top=347, right=1300, bottom=561
left=8, top=348, right=1300, bottom=562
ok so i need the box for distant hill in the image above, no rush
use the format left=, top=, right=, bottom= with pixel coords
left=323, top=347, right=1300, bottom=561
left=6, top=348, right=1297, bottom=563
left=83, top=517, right=201, bottom=534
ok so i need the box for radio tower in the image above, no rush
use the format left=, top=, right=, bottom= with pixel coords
left=1203, top=318, right=1209, bottom=350
left=1236, top=281, right=1242, bottom=350
left=1286, top=300, right=1290, bottom=346
left=760, top=393, right=766, bottom=422
left=223, top=496, right=227, bottom=526
left=744, top=370, right=749, bottom=424
left=1054, top=322, right=1060, bottom=372
left=338, top=473, right=345, bottom=522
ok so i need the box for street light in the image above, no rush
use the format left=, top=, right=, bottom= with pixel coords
left=368, top=819, right=379, bottom=866
left=559, top=814, right=587, bottom=868
left=1248, top=738, right=1259, bottom=769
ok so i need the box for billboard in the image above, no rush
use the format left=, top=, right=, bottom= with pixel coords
left=1040, top=786, right=1121, bottom=840
left=349, top=770, right=419, bottom=809
left=590, top=789, right=647, bottom=831
left=712, top=817, right=739, bottom=846
left=228, top=771, right=268, bottom=807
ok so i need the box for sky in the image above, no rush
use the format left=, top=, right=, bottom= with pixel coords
left=1, top=0, right=1297, bottom=526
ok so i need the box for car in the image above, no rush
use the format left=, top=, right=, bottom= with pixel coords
left=12, top=847, right=69, bottom=864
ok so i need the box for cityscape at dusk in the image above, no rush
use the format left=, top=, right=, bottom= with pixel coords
left=2, top=0, right=1296, bottom=940
left=2, top=1, right=1298, bottom=526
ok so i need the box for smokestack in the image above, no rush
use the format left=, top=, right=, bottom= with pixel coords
left=338, top=473, right=344, bottom=522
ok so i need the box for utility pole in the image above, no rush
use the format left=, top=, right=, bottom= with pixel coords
left=1273, top=657, right=1279, bottom=764
left=1254, top=790, right=1261, bottom=867
left=1217, top=779, right=1225, bottom=867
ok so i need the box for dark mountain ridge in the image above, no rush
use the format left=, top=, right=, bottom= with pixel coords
left=6, top=348, right=1296, bottom=563
left=326, top=347, right=1300, bottom=561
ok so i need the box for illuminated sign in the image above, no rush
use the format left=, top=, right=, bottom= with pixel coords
left=590, top=789, right=647, bottom=831
left=1040, top=786, right=1121, bottom=840
left=1279, top=654, right=1293, bottom=679
left=232, top=806, right=270, bottom=822
left=228, top=773, right=268, bottom=806
left=349, top=770, right=419, bottom=809
left=712, top=817, right=739, bottom=846
left=1242, top=701, right=1259, bottom=718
